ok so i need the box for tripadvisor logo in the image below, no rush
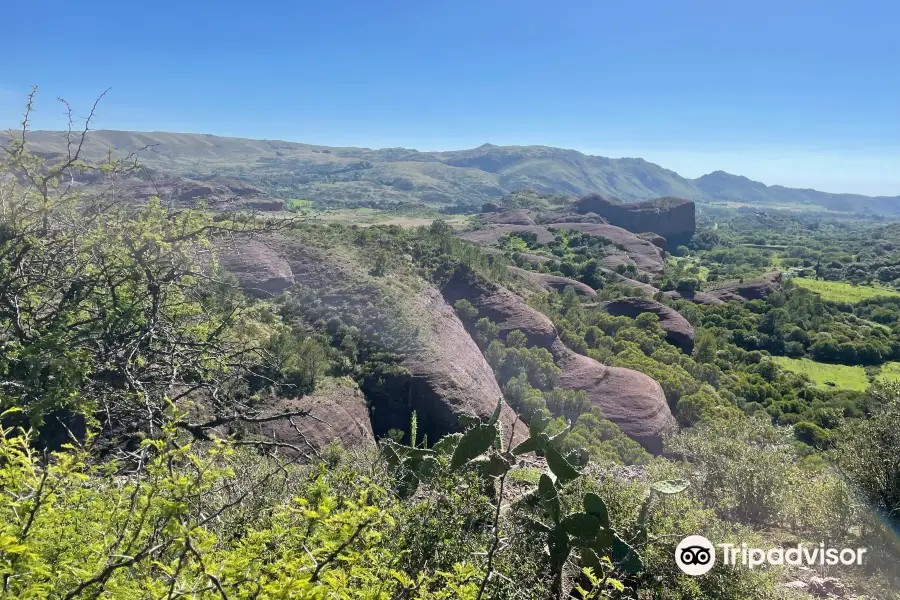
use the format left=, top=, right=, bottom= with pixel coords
left=675, top=536, right=867, bottom=576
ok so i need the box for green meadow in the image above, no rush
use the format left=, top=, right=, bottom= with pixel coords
left=771, top=356, right=870, bottom=391
left=792, top=277, right=900, bottom=303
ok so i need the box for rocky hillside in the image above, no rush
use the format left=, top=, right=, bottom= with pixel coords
left=10, top=130, right=900, bottom=213
left=219, top=230, right=674, bottom=453
left=573, top=194, right=696, bottom=245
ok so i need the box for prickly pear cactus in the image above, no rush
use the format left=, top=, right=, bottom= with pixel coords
left=381, top=398, right=509, bottom=497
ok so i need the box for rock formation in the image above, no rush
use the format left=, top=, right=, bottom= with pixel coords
left=458, top=224, right=558, bottom=246
left=553, top=350, right=674, bottom=453
left=479, top=209, right=537, bottom=226
left=573, top=194, right=696, bottom=244
left=508, top=267, right=597, bottom=297
left=222, top=238, right=527, bottom=445
left=442, top=267, right=675, bottom=453
left=603, top=297, right=696, bottom=353
left=219, top=239, right=295, bottom=297
left=551, top=223, right=666, bottom=274
left=245, top=378, right=375, bottom=457
left=398, top=287, right=527, bottom=445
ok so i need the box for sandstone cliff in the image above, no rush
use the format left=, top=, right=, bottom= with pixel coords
left=574, top=194, right=696, bottom=244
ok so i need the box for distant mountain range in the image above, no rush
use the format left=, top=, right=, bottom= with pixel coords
left=6, top=130, right=900, bottom=214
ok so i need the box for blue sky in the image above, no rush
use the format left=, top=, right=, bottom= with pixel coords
left=2, top=0, right=899, bottom=195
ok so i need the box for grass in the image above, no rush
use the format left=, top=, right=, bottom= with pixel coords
left=876, top=361, right=900, bottom=384
left=791, top=277, right=900, bottom=303
left=771, top=356, right=870, bottom=392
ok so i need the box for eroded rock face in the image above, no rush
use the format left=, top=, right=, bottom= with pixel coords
left=599, top=268, right=660, bottom=296
left=443, top=267, right=560, bottom=351
left=399, top=286, right=527, bottom=445
left=552, top=223, right=666, bottom=274
left=709, top=274, right=780, bottom=302
left=479, top=209, right=536, bottom=226
left=442, top=267, right=675, bottom=453
left=458, top=224, right=557, bottom=246
left=219, top=239, right=295, bottom=297
left=223, top=238, right=526, bottom=445
left=574, top=194, right=696, bottom=244
left=603, top=297, right=695, bottom=353
left=508, top=267, right=597, bottom=297
left=639, top=232, right=667, bottom=250
left=554, top=349, right=674, bottom=454
left=245, top=378, right=375, bottom=457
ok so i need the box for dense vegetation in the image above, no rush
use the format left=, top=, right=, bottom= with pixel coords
left=3, top=105, right=900, bottom=598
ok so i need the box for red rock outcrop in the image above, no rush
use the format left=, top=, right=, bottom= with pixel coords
left=508, top=267, right=597, bottom=297
left=222, top=237, right=527, bottom=445
left=479, top=209, right=537, bottom=226
left=603, top=297, right=695, bottom=353
left=553, top=350, right=674, bottom=454
left=574, top=194, right=696, bottom=244
left=400, top=286, right=527, bottom=445
left=442, top=267, right=675, bottom=453
left=219, top=239, right=296, bottom=297
left=244, top=378, right=375, bottom=457
left=551, top=223, right=666, bottom=274
left=458, top=224, right=558, bottom=245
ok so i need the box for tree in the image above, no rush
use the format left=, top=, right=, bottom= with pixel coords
left=837, top=382, right=900, bottom=523
left=0, top=88, right=292, bottom=440
left=693, top=329, right=717, bottom=363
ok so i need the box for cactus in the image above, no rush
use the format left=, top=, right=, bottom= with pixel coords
left=382, top=401, right=689, bottom=597
left=508, top=412, right=689, bottom=597
left=381, top=398, right=507, bottom=498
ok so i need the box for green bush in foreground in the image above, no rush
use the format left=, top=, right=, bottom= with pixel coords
left=0, top=412, right=484, bottom=599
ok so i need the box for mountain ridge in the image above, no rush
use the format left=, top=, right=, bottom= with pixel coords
left=5, top=129, right=899, bottom=214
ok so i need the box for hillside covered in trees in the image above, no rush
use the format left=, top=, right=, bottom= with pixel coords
left=2, top=100, right=900, bottom=599
left=8, top=129, right=900, bottom=215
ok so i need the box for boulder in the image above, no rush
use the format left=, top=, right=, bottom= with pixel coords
left=442, top=266, right=675, bottom=453
left=399, top=286, right=527, bottom=445
left=553, top=222, right=666, bottom=274
left=554, top=349, right=675, bottom=454
left=704, top=272, right=781, bottom=303
left=457, top=224, right=557, bottom=246
left=599, top=268, right=660, bottom=296
left=219, top=239, right=295, bottom=297
left=244, top=378, right=375, bottom=458
left=807, top=576, right=845, bottom=598
left=443, top=267, right=560, bottom=351
left=638, top=232, right=667, bottom=250
left=574, top=194, right=696, bottom=244
left=603, top=297, right=695, bottom=353
left=508, top=267, right=597, bottom=297
left=479, top=209, right=537, bottom=226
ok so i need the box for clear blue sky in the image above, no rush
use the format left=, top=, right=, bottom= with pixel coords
left=2, top=0, right=899, bottom=195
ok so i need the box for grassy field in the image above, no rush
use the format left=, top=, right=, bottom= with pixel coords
left=876, top=361, right=900, bottom=384
left=791, top=277, right=900, bottom=303
left=771, top=356, right=870, bottom=391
